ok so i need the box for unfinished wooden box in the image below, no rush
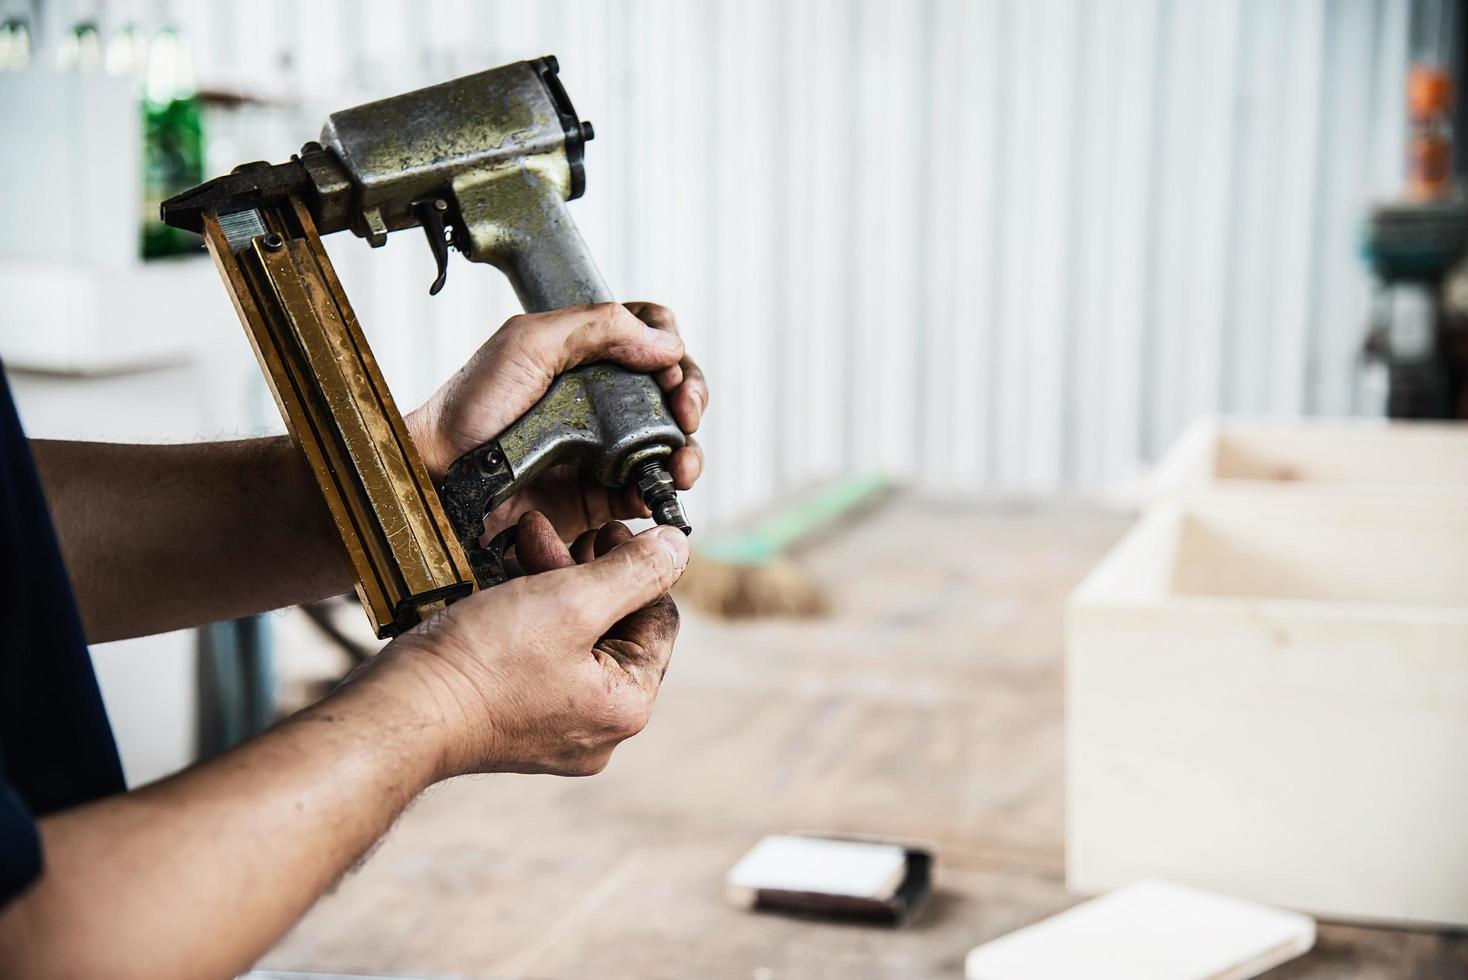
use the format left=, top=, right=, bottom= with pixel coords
left=1147, top=417, right=1468, bottom=504
left=1066, top=491, right=1468, bottom=927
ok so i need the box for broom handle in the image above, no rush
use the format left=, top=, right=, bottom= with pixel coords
left=701, top=471, right=889, bottom=564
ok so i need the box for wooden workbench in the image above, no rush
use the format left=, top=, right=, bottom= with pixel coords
left=258, top=497, right=1468, bottom=979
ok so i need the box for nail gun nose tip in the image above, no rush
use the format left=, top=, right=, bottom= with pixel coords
left=650, top=498, right=692, bottom=537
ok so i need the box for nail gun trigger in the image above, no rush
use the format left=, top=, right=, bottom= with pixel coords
left=413, top=198, right=452, bottom=296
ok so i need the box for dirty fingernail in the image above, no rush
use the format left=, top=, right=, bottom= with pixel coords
left=649, top=524, right=690, bottom=569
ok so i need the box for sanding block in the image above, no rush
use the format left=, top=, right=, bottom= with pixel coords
left=725, top=834, right=933, bottom=925
left=964, top=879, right=1315, bottom=980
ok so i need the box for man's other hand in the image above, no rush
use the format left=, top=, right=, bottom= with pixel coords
left=356, top=511, right=688, bottom=778
left=406, top=302, right=708, bottom=542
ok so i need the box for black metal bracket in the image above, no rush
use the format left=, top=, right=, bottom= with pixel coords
left=438, top=440, right=517, bottom=588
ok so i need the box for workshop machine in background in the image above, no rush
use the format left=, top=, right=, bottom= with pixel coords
left=162, top=56, right=691, bottom=638
left=1362, top=199, right=1468, bottom=419
left=1361, top=20, right=1468, bottom=421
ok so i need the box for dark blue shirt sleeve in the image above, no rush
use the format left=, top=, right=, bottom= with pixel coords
left=0, top=364, right=126, bottom=908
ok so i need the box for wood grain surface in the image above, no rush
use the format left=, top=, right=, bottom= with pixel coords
left=258, top=497, right=1468, bottom=979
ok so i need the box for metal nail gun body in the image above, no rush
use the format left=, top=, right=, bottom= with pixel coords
left=163, top=57, right=689, bottom=638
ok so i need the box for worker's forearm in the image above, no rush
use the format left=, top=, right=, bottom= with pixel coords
left=31, top=437, right=352, bottom=642
left=0, top=671, right=447, bottom=980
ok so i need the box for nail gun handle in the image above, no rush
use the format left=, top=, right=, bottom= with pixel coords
left=436, top=171, right=690, bottom=570
left=453, top=170, right=613, bottom=312
left=464, top=178, right=687, bottom=491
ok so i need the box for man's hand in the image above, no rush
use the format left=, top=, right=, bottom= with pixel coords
left=406, top=302, right=708, bottom=542
left=356, top=510, right=689, bottom=778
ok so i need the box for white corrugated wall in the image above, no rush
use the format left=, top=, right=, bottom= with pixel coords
left=155, top=0, right=1410, bottom=526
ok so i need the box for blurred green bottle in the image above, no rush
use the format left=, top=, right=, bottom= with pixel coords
left=140, top=26, right=204, bottom=259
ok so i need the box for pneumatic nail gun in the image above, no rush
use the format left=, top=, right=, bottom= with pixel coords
left=162, top=56, right=690, bottom=638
